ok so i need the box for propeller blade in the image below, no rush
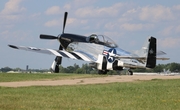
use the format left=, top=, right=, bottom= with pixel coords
left=40, top=34, right=58, bottom=39
left=59, top=45, right=63, bottom=50
left=62, top=12, right=68, bottom=34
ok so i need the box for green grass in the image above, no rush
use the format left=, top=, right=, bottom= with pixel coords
left=0, top=73, right=104, bottom=82
left=0, top=79, right=180, bottom=110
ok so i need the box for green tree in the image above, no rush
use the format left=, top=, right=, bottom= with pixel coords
left=1, top=67, right=12, bottom=72
left=59, top=65, right=68, bottom=73
left=167, top=63, right=180, bottom=72
left=73, top=63, right=80, bottom=70
left=75, top=68, right=84, bottom=74
left=153, top=64, right=165, bottom=72
left=81, top=63, right=93, bottom=74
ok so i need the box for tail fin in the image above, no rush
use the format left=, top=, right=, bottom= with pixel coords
left=146, top=37, right=156, bottom=68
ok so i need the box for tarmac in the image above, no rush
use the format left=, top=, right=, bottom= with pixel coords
left=0, top=74, right=180, bottom=87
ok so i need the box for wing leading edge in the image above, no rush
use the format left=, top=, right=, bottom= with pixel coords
left=8, top=45, right=94, bottom=62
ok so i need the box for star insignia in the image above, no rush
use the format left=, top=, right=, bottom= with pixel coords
left=149, top=49, right=154, bottom=54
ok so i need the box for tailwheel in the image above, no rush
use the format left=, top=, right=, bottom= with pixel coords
left=128, top=70, right=133, bottom=75
left=98, top=70, right=108, bottom=75
left=55, top=65, right=59, bottom=73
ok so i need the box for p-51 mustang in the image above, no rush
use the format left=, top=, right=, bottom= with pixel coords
left=8, top=12, right=169, bottom=75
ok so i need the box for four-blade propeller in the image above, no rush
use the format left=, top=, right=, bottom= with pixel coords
left=39, top=12, right=68, bottom=73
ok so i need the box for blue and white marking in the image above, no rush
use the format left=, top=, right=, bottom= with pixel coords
left=103, top=48, right=117, bottom=63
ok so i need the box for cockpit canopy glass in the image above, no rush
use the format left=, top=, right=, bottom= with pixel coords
left=88, top=34, right=118, bottom=48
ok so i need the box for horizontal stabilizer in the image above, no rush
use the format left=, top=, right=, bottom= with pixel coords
left=157, top=50, right=166, bottom=56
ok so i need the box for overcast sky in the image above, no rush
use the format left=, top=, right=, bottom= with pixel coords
left=0, top=0, right=180, bottom=69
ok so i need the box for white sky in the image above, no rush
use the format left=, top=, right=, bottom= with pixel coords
left=0, top=0, right=180, bottom=69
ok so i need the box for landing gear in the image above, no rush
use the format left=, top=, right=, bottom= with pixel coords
left=54, top=65, right=59, bottom=73
left=128, top=70, right=133, bottom=75
left=53, top=45, right=63, bottom=73
left=98, top=70, right=108, bottom=75
left=53, top=56, right=62, bottom=73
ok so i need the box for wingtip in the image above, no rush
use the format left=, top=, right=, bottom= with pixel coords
left=8, top=45, right=18, bottom=49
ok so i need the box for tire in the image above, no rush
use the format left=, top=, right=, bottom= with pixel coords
left=54, top=65, right=59, bottom=73
left=98, top=70, right=107, bottom=75
left=128, top=70, right=133, bottom=75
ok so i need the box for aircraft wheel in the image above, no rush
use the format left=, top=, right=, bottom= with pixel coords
left=98, top=70, right=107, bottom=75
left=128, top=70, right=133, bottom=75
left=55, top=65, right=59, bottom=73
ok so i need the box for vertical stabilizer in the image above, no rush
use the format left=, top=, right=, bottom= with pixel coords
left=146, top=37, right=156, bottom=68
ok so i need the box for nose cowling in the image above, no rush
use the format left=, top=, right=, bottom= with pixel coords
left=59, top=33, right=87, bottom=49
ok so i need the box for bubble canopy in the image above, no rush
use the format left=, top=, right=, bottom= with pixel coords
left=88, top=34, right=118, bottom=48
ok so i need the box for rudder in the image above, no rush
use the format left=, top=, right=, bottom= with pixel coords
left=146, top=37, right=156, bottom=68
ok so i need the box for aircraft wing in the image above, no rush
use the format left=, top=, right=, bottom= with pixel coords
left=8, top=45, right=95, bottom=62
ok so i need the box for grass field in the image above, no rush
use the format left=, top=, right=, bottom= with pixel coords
left=0, top=74, right=180, bottom=110
left=0, top=73, right=103, bottom=82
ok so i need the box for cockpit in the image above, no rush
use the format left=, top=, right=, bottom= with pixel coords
left=87, top=34, right=118, bottom=48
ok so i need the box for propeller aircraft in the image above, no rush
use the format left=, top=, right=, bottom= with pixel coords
left=8, top=12, right=169, bottom=75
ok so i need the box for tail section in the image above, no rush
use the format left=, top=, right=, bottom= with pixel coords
left=146, top=37, right=156, bottom=68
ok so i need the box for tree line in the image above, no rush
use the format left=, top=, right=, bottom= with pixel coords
left=0, top=62, right=180, bottom=74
